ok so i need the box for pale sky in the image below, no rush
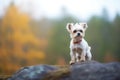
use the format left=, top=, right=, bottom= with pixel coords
left=0, top=0, right=120, bottom=20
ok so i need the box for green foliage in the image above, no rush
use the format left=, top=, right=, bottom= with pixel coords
left=46, top=14, right=80, bottom=64
left=112, top=14, right=120, bottom=58
left=47, top=10, right=120, bottom=63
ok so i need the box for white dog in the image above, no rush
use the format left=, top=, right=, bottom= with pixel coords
left=66, top=23, right=92, bottom=65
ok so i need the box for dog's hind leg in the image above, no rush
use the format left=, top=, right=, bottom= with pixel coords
left=86, top=46, right=92, bottom=61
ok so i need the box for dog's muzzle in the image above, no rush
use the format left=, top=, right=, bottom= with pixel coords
left=77, top=33, right=80, bottom=36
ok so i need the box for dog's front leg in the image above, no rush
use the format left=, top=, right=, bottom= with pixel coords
left=70, top=50, right=76, bottom=65
left=80, top=51, right=86, bottom=62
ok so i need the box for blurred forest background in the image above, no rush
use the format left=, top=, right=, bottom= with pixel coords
left=0, top=1, right=120, bottom=75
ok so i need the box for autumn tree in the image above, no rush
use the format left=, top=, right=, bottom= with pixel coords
left=0, top=3, right=45, bottom=74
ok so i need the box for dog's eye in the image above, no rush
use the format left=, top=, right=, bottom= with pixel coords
left=73, top=30, right=77, bottom=33
left=79, top=30, right=83, bottom=33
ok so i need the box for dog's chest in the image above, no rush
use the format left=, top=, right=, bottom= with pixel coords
left=73, top=47, right=82, bottom=54
left=72, top=44, right=83, bottom=53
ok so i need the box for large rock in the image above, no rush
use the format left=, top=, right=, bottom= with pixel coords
left=69, top=61, right=120, bottom=80
left=8, top=65, right=58, bottom=80
left=8, top=61, right=120, bottom=80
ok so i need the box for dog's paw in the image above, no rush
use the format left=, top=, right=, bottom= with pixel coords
left=76, top=59, right=80, bottom=62
left=69, top=60, right=75, bottom=65
left=80, top=59, right=85, bottom=62
left=80, top=60, right=85, bottom=62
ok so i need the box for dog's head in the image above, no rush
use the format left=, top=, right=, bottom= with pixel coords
left=66, top=23, right=88, bottom=40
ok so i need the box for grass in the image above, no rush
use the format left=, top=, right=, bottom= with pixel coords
left=0, top=75, right=11, bottom=80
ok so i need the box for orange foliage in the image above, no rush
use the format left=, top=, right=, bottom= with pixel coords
left=57, top=57, right=66, bottom=65
left=104, top=52, right=117, bottom=62
left=0, top=4, right=46, bottom=74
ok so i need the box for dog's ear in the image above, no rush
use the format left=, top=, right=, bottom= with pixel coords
left=80, top=23, right=88, bottom=30
left=66, top=23, right=73, bottom=32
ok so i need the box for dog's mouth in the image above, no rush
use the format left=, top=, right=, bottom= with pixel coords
left=75, top=36, right=82, bottom=41
left=73, top=36, right=82, bottom=44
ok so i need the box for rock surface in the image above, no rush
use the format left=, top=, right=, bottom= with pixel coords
left=69, top=61, right=120, bottom=80
left=8, top=65, right=58, bottom=80
left=8, top=61, right=120, bottom=80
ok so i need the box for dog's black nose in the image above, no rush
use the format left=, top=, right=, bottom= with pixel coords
left=77, top=33, right=80, bottom=36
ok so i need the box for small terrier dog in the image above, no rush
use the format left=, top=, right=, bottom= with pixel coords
left=66, top=23, right=92, bottom=65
